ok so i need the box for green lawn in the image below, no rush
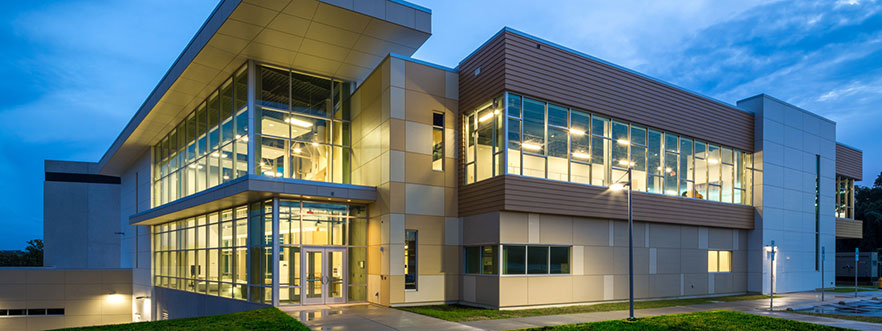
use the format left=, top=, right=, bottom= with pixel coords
left=399, top=294, right=771, bottom=322
left=512, top=310, right=844, bottom=330
left=792, top=311, right=882, bottom=324
left=55, top=307, right=308, bottom=331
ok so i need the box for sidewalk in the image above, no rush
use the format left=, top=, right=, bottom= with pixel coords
left=463, top=290, right=882, bottom=331
left=287, top=290, right=882, bottom=331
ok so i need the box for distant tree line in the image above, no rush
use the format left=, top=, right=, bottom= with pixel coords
left=0, top=239, right=43, bottom=266
left=837, top=171, right=882, bottom=253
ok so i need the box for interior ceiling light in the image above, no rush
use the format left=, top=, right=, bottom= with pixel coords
left=522, top=143, right=541, bottom=151
left=572, top=152, right=591, bottom=159
left=286, top=118, right=313, bottom=128
left=293, top=147, right=302, bottom=153
left=478, top=113, right=493, bottom=123
left=616, top=139, right=630, bottom=145
left=569, top=128, right=586, bottom=135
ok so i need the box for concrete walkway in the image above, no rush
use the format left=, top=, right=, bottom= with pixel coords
left=283, top=304, right=482, bottom=331
left=287, top=290, right=882, bottom=331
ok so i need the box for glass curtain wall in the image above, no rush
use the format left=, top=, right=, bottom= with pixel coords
left=836, top=175, right=855, bottom=219
left=152, top=207, right=249, bottom=300
left=152, top=199, right=367, bottom=304
left=152, top=65, right=249, bottom=207
left=254, top=65, right=351, bottom=183
left=464, top=92, right=754, bottom=206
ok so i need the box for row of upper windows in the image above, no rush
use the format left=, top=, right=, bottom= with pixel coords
left=463, top=92, right=754, bottom=205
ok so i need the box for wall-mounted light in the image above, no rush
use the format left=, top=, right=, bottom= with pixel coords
left=106, top=291, right=125, bottom=304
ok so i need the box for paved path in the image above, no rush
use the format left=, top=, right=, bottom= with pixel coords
left=287, top=290, right=882, bottom=330
left=283, top=304, right=482, bottom=331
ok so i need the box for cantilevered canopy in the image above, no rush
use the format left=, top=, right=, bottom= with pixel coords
left=98, top=0, right=431, bottom=175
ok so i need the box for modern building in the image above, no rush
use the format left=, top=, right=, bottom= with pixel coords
left=3, top=0, right=866, bottom=329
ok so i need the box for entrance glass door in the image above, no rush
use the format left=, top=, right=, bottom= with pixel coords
left=302, top=247, right=346, bottom=304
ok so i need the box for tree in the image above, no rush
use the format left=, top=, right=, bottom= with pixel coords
left=0, top=239, right=43, bottom=267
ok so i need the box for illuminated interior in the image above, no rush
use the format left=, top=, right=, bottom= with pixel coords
left=464, top=92, right=755, bottom=205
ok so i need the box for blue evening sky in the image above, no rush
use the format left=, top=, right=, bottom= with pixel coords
left=0, top=0, right=879, bottom=250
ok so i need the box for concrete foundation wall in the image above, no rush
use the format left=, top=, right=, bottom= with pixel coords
left=152, top=287, right=268, bottom=321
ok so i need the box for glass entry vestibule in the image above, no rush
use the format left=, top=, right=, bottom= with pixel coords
left=152, top=198, right=367, bottom=306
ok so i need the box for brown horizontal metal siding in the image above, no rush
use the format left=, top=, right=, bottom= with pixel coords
left=501, top=31, right=754, bottom=152
left=459, top=176, right=506, bottom=216
left=835, top=218, right=863, bottom=239
left=459, top=32, right=507, bottom=114
left=460, top=175, right=754, bottom=229
left=457, top=32, right=507, bottom=188
left=836, top=143, right=863, bottom=180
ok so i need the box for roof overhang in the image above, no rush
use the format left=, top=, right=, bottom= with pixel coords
left=98, top=0, right=431, bottom=175
left=130, top=175, right=377, bottom=225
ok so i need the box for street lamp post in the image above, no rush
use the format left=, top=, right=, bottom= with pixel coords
left=610, top=168, right=635, bottom=320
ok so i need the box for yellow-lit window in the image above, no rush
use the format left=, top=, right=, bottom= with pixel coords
left=708, top=250, right=732, bottom=273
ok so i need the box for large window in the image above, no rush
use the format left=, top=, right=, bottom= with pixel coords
left=152, top=200, right=367, bottom=304
left=254, top=65, right=351, bottom=184
left=152, top=206, right=250, bottom=300
left=465, top=92, right=754, bottom=206
left=836, top=175, right=855, bottom=219
left=707, top=250, right=732, bottom=273
left=502, top=245, right=570, bottom=275
left=152, top=65, right=249, bottom=207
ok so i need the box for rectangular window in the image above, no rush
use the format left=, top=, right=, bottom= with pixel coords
left=708, top=250, right=732, bottom=272
left=549, top=246, right=570, bottom=274
left=482, top=245, right=498, bottom=274
left=465, top=246, right=480, bottom=274
left=432, top=113, right=444, bottom=171
left=527, top=246, right=549, bottom=274
left=404, top=230, right=417, bottom=290
left=502, top=245, right=526, bottom=274
left=464, top=245, right=498, bottom=274
left=501, top=245, right=571, bottom=275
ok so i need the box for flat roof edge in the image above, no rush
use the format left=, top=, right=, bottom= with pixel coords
left=388, top=0, right=431, bottom=13
left=499, top=27, right=748, bottom=114
left=740, top=93, right=836, bottom=125
left=96, top=0, right=240, bottom=174
left=836, top=142, right=863, bottom=153
left=390, top=52, right=456, bottom=72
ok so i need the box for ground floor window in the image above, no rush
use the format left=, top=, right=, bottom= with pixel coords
left=503, top=245, right=570, bottom=275
left=404, top=230, right=417, bottom=290
left=152, top=199, right=367, bottom=305
left=465, top=245, right=498, bottom=274
left=708, top=250, right=732, bottom=272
